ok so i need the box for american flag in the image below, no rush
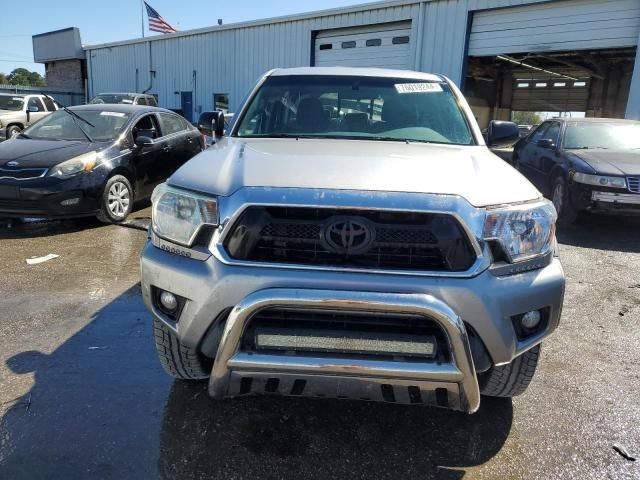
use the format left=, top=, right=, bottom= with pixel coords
left=144, top=2, right=177, bottom=34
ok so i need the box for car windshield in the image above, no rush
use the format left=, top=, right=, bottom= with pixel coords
left=563, top=122, right=640, bottom=150
left=235, top=75, right=474, bottom=145
left=0, top=96, right=24, bottom=111
left=23, top=109, right=131, bottom=142
left=90, top=94, right=136, bottom=105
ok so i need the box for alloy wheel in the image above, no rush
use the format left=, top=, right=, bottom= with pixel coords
left=107, top=181, right=131, bottom=218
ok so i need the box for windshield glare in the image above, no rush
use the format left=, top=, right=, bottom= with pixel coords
left=23, top=110, right=131, bottom=142
left=0, top=96, right=24, bottom=111
left=90, top=94, right=135, bottom=105
left=564, top=123, right=640, bottom=150
left=235, top=75, right=474, bottom=145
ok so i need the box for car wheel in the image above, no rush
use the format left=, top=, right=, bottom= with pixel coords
left=479, top=345, right=540, bottom=397
left=97, top=175, right=134, bottom=223
left=551, top=175, right=578, bottom=225
left=153, top=317, right=212, bottom=380
left=6, top=125, right=21, bottom=138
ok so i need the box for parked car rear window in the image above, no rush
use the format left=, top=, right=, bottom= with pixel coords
left=563, top=122, right=640, bottom=150
left=24, top=109, right=131, bottom=142
left=160, top=113, right=187, bottom=135
left=0, top=96, right=24, bottom=111
left=235, top=75, right=474, bottom=145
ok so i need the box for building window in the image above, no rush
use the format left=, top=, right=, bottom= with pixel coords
left=341, top=41, right=356, bottom=49
left=213, top=93, right=229, bottom=112
left=366, top=38, right=381, bottom=47
left=517, top=82, right=530, bottom=88
left=573, top=81, right=586, bottom=87
left=319, top=43, right=332, bottom=50
left=392, top=36, right=409, bottom=45
left=535, top=82, right=548, bottom=88
left=553, top=82, right=566, bottom=87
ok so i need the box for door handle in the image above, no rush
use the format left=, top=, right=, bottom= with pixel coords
left=162, top=145, right=171, bottom=152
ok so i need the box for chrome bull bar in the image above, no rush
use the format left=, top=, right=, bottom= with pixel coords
left=209, top=288, right=481, bottom=413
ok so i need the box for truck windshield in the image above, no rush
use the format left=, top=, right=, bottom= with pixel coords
left=90, top=94, right=136, bottom=105
left=0, top=96, right=24, bottom=111
left=563, top=122, right=640, bottom=150
left=23, top=109, right=131, bottom=142
left=235, top=75, right=474, bottom=145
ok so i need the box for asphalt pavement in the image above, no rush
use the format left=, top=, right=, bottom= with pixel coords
left=0, top=208, right=638, bottom=479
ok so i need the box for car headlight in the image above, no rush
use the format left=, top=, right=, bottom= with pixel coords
left=484, top=200, right=557, bottom=263
left=49, top=151, right=98, bottom=178
left=151, top=183, right=218, bottom=246
left=572, top=172, right=626, bottom=189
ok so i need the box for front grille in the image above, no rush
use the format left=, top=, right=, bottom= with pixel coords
left=628, top=177, right=640, bottom=193
left=242, top=308, right=449, bottom=362
left=0, top=167, right=47, bottom=180
left=0, top=198, right=42, bottom=212
left=224, top=206, right=476, bottom=272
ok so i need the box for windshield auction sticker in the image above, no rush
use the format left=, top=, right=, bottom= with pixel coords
left=100, top=112, right=126, bottom=117
left=395, top=83, right=443, bottom=94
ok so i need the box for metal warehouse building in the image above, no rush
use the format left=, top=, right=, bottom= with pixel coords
left=34, top=0, right=640, bottom=125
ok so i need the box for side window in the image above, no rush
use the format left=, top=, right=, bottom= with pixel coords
left=543, top=122, right=561, bottom=145
left=528, top=123, right=549, bottom=144
left=147, top=96, right=158, bottom=107
left=159, top=113, right=187, bottom=136
left=28, top=97, right=45, bottom=111
left=132, top=114, right=160, bottom=140
left=42, top=96, right=56, bottom=111
left=136, top=97, right=148, bottom=106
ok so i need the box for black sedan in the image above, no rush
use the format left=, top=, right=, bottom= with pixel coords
left=513, top=118, right=640, bottom=223
left=0, top=104, right=203, bottom=222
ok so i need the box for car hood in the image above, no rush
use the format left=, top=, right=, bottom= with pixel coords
left=169, top=137, right=541, bottom=207
left=570, top=149, right=640, bottom=176
left=0, top=138, right=101, bottom=168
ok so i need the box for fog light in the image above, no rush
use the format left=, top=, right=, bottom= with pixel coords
left=60, top=197, right=80, bottom=206
left=159, top=291, right=178, bottom=312
left=521, top=310, right=541, bottom=329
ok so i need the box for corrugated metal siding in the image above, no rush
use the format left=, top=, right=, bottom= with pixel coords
left=469, top=0, right=640, bottom=56
left=85, top=0, right=638, bottom=115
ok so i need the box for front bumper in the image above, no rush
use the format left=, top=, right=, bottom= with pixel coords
left=570, top=183, right=640, bottom=215
left=0, top=173, right=105, bottom=218
left=140, top=240, right=565, bottom=412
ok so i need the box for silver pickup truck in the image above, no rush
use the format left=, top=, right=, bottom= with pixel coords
left=0, top=93, right=58, bottom=140
left=140, top=67, right=565, bottom=414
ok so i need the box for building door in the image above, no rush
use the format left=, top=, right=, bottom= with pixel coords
left=180, top=92, right=193, bottom=122
left=314, top=21, right=412, bottom=70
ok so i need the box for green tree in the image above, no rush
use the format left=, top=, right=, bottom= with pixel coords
left=511, top=111, right=542, bottom=125
left=0, top=73, right=7, bottom=85
left=7, top=68, right=46, bottom=87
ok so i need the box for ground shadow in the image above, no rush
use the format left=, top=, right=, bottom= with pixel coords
left=0, top=285, right=513, bottom=480
left=556, top=213, right=640, bottom=253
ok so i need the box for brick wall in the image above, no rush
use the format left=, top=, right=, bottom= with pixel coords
left=45, top=59, right=84, bottom=90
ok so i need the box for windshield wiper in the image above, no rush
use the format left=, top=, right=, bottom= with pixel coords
left=17, top=132, right=30, bottom=139
left=41, top=93, right=95, bottom=142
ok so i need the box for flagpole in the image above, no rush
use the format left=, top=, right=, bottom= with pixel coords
left=141, top=0, right=145, bottom=38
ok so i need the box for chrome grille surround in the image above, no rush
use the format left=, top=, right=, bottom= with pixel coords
left=628, top=177, right=640, bottom=194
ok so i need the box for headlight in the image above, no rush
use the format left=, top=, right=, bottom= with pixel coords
left=49, top=151, right=98, bottom=178
left=484, top=200, right=556, bottom=263
left=573, top=172, right=626, bottom=189
left=151, top=183, right=218, bottom=246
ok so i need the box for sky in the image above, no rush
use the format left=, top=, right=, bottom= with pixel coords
left=0, top=0, right=374, bottom=76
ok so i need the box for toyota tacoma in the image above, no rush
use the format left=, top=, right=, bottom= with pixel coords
left=140, top=67, right=565, bottom=413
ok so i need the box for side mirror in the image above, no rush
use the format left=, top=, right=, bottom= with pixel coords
left=197, top=111, right=225, bottom=138
left=487, top=120, right=519, bottom=147
left=537, top=138, right=555, bottom=149
left=134, top=135, right=154, bottom=147
left=28, top=106, right=39, bottom=113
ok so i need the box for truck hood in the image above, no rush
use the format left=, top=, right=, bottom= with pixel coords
left=169, top=138, right=541, bottom=207
left=570, top=149, right=640, bottom=176
left=0, top=138, right=101, bottom=168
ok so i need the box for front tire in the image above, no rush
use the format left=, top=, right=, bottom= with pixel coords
left=479, top=345, right=541, bottom=397
left=153, top=318, right=212, bottom=380
left=97, top=175, right=133, bottom=223
left=551, top=175, right=578, bottom=225
left=6, top=125, right=21, bottom=138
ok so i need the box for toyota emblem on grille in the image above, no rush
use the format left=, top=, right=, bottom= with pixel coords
left=6, top=161, right=19, bottom=167
left=323, top=217, right=375, bottom=254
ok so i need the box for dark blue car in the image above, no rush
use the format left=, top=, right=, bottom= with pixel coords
left=512, top=118, right=640, bottom=223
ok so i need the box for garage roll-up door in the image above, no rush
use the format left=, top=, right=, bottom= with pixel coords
left=314, top=22, right=412, bottom=69
left=469, top=0, right=640, bottom=56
